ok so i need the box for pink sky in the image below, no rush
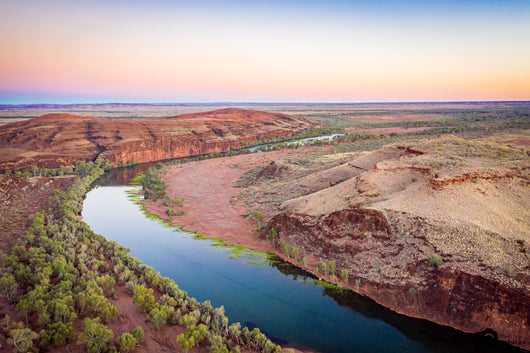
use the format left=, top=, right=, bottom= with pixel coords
left=1, top=0, right=529, bottom=103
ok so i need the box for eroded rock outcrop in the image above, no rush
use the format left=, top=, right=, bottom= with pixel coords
left=258, top=136, right=530, bottom=350
left=264, top=209, right=530, bottom=349
left=0, top=108, right=318, bottom=172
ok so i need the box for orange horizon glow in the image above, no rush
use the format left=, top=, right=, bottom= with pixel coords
left=1, top=0, right=529, bottom=103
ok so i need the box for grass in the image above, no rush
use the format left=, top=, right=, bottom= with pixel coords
left=298, top=278, right=348, bottom=290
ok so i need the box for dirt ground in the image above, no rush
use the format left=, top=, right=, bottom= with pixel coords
left=0, top=176, right=75, bottom=251
left=142, top=147, right=328, bottom=253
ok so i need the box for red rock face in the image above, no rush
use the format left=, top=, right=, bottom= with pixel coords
left=0, top=108, right=318, bottom=171
left=265, top=210, right=530, bottom=350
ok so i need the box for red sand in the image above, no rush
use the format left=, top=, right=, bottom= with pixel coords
left=143, top=151, right=293, bottom=252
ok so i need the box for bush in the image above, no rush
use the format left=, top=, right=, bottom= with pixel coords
left=427, top=253, right=443, bottom=268
left=117, top=333, right=136, bottom=352
left=341, top=269, right=349, bottom=283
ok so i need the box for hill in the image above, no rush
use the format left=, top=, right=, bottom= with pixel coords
left=0, top=108, right=318, bottom=172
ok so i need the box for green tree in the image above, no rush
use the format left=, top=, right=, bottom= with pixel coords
left=96, top=274, right=116, bottom=296
left=7, top=327, right=38, bottom=353
left=149, top=304, right=171, bottom=329
left=0, top=273, right=19, bottom=300
left=328, top=260, right=336, bottom=277
left=78, top=318, right=113, bottom=353
left=179, top=314, right=197, bottom=327
left=132, top=325, right=144, bottom=343
left=86, top=293, right=107, bottom=316
left=177, top=324, right=208, bottom=352
left=49, top=297, right=77, bottom=323
left=117, top=332, right=137, bottom=352
left=98, top=303, right=118, bottom=324
left=341, top=269, right=349, bottom=283
left=209, top=334, right=230, bottom=353
left=40, top=322, right=73, bottom=347
left=291, top=245, right=300, bottom=260
left=15, top=298, right=34, bottom=324
left=132, top=285, right=155, bottom=313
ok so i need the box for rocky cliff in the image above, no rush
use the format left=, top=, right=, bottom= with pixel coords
left=266, top=209, right=530, bottom=350
left=255, top=135, right=530, bottom=350
left=0, top=108, right=318, bottom=172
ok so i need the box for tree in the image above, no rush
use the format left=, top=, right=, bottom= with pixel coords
left=292, top=245, right=300, bottom=260
left=132, top=325, right=144, bottom=343
left=98, top=303, right=118, bottom=324
left=149, top=304, right=170, bottom=329
left=78, top=318, right=113, bottom=353
left=40, top=322, right=73, bottom=347
left=253, top=211, right=264, bottom=227
left=208, top=334, right=230, bottom=353
left=328, top=260, right=336, bottom=277
left=228, top=322, right=241, bottom=339
left=49, top=297, right=76, bottom=323
left=15, top=298, right=33, bottom=324
left=132, top=285, right=155, bottom=313
left=96, top=274, right=116, bottom=296
left=7, top=327, right=38, bottom=353
left=177, top=324, right=208, bottom=352
left=0, top=273, right=18, bottom=300
left=341, top=269, right=349, bottom=283
left=86, top=293, right=107, bottom=316
left=117, top=332, right=136, bottom=352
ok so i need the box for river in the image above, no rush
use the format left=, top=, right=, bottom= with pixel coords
left=81, top=166, right=521, bottom=353
left=243, top=134, right=342, bottom=152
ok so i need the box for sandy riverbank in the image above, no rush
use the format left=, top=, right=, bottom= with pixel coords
left=140, top=149, right=314, bottom=252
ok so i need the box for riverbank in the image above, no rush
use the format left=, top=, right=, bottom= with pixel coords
left=139, top=147, right=331, bottom=254
left=141, top=134, right=530, bottom=352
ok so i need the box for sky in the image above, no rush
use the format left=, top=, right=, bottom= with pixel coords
left=0, top=0, right=529, bottom=104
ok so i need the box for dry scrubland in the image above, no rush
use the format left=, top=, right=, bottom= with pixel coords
left=0, top=102, right=529, bottom=352
left=0, top=101, right=526, bottom=121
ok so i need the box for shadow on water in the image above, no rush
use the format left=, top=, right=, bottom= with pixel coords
left=268, top=255, right=527, bottom=353
left=94, top=163, right=155, bottom=186
left=244, top=321, right=289, bottom=346
left=322, top=288, right=528, bottom=353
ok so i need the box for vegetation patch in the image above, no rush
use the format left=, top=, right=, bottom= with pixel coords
left=0, top=162, right=283, bottom=353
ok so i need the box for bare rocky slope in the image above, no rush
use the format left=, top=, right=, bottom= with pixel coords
left=0, top=108, right=318, bottom=172
left=255, top=134, right=530, bottom=350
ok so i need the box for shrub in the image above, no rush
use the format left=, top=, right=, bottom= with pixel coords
left=341, top=269, right=349, bottom=283
left=505, top=266, right=517, bottom=278
left=117, top=333, right=136, bottom=352
left=427, top=253, right=443, bottom=268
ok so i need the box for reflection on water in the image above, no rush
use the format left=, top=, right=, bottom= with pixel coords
left=81, top=165, right=525, bottom=353
left=243, top=134, right=343, bottom=152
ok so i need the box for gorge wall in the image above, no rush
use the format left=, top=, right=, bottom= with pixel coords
left=265, top=210, right=530, bottom=350
left=0, top=108, right=318, bottom=172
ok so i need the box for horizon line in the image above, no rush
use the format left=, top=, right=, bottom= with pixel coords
left=1, top=100, right=530, bottom=107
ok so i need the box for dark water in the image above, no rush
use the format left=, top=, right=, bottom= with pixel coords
left=81, top=167, right=525, bottom=353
